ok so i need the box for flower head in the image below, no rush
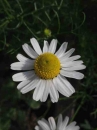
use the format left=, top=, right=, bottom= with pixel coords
left=35, top=114, right=80, bottom=130
left=11, top=38, right=86, bottom=102
left=44, top=28, right=51, bottom=37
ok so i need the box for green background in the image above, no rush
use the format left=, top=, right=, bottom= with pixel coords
left=0, top=0, right=97, bottom=130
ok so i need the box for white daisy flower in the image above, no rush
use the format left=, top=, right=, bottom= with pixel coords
left=35, top=114, right=80, bottom=130
left=11, top=38, right=86, bottom=102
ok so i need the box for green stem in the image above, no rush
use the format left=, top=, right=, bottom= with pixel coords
left=33, top=15, right=47, bottom=26
left=55, top=100, right=76, bottom=120
left=70, top=96, right=85, bottom=122
left=23, top=21, right=38, bottom=39
left=53, top=9, right=60, bottom=33
left=1, top=0, right=12, bottom=17
left=16, top=0, right=23, bottom=13
left=0, top=20, right=9, bottom=28
left=23, top=5, right=57, bottom=18
left=58, top=0, right=64, bottom=10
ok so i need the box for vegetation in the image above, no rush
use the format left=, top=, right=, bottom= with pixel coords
left=0, top=0, right=97, bottom=129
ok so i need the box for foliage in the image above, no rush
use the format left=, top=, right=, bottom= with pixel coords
left=0, top=0, right=97, bottom=130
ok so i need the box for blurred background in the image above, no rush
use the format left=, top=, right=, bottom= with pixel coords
left=0, top=0, right=97, bottom=130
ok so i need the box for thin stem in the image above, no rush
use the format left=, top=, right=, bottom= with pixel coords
left=16, top=0, right=23, bottom=13
left=37, top=101, right=51, bottom=120
left=53, top=9, right=60, bottom=33
left=0, top=20, right=9, bottom=28
left=55, top=100, right=76, bottom=120
left=58, top=0, right=64, bottom=10
left=45, top=11, right=51, bottom=21
left=23, top=21, right=38, bottom=39
left=33, top=15, right=47, bottom=26
left=70, top=96, right=85, bottom=122
left=71, top=12, right=86, bottom=32
left=1, top=0, right=12, bottom=17
left=23, top=5, right=57, bottom=18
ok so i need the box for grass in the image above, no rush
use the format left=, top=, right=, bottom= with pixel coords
left=0, top=0, right=97, bottom=130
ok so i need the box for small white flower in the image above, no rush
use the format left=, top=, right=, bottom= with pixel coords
left=11, top=38, right=86, bottom=102
left=35, top=114, right=80, bottom=130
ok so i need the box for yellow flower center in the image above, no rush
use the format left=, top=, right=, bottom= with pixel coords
left=34, top=53, right=61, bottom=79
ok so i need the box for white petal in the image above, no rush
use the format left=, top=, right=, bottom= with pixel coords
left=62, top=65, right=86, bottom=71
left=38, top=120, right=50, bottom=130
left=48, top=117, right=56, bottom=130
left=11, top=61, right=34, bottom=70
left=60, top=55, right=81, bottom=63
left=30, top=38, right=42, bottom=55
left=75, top=126, right=80, bottom=130
left=61, top=60, right=83, bottom=67
left=53, top=78, right=68, bottom=97
left=12, top=71, right=34, bottom=82
left=55, top=42, right=68, bottom=58
left=66, top=125, right=80, bottom=130
left=53, top=76, right=72, bottom=97
left=20, top=75, right=39, bottom=94
left=67, top=121, right=76, bottom=127
left=33, top=79, right=46, bottom=101
left=68, top=55, right=81, bottom=61
left=60, top=70, right=84, bottom=80
left=60, top=48, right=75, bottom=59
left=43, top=40, right=49, bottom=53
left=48, top=39, right=57, bottom=53
left=40, top=80, right=49, bottom=102
left=22, top=43, right=38, bottom=59
left=35, top=126, right=39, bottom=130
left=57, top=114, right=63, bottom=129
left=49, top=80, right=59, bottom=102
left=16, top=53, right=33, bottom=62
left=61, top=116, right=69, bottom=130
left=41, top=118, right=49, bottom=126
left=17, top=79, right=32, bottom=90
left=59, top=75, right=75, bottom=93
left=61, top=61, right=73, bottom=67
